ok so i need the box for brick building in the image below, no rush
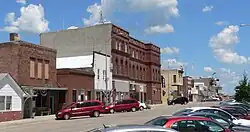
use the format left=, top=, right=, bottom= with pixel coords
left=40, top=23, right=161, bottom=104
left=57, top=68, right=94, bottom=103
left=0, top=33, right=66, bottom=117
left=182, top=76, right=194, bottom=100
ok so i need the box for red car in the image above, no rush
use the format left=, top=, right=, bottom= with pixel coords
left=56, top=100, right=105, bottom=120
left=105, top=99, right=140, bottom=113
left=145, top=116, right=232, bottom=132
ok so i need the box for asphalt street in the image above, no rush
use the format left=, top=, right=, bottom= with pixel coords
left=0, top=102, right=217, bottom=132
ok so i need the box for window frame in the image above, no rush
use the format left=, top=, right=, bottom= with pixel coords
left=0, top=96, right=12, bottom=111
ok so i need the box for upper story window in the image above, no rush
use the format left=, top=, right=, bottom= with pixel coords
left=97, top=69, right=100, bottom=79
left=37, top=60, right=43, bottom=79
left=132, top=50, right=135, bottom=57
left=115, top=41, right=118, bottom=49
left=125, top=44, right=128, bottom=53
left=44, top=61, right=49, bottom=80
left=118, top=42, right=122, bottom=50
left=173, top=75, right=177, bottom=83
left=30, top=58, right=35, bottom=78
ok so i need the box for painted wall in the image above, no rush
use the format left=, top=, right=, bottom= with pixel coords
left=93, top=53, right=112, bottom=91
left=0, top=84, right=22, bottom=111
left=40, top=24, right=112, bottom=57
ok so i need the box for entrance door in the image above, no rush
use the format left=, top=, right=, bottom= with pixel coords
left=49, top=96, right=54, bottom=114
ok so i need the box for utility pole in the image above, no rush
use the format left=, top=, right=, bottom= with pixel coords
left=99, top=8, right=109, bottom=105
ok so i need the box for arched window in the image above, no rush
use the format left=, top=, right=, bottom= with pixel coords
left=120, top=59, right=123, bottom=74
left=125, top=61, right=128, bottom=75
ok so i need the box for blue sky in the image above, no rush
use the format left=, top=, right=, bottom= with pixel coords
left=0, top=0, right=250, bottom=95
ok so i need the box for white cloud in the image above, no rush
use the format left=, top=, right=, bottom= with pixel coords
left=213, top=49, right=250, bottom=64
left=202, top=5, right=214, bottom=12
left=162, top=58, right=187, bottom=69
left=145, top=24, right=174, bottom=34
left=219, top=68, right=241, bottom=85
left=16, top=0, right=26, bottom=4
left=161, top=47, right=179, bottom=54
left=209, top=25, right=249, bottom=64
left=83, top=3, right=111, bottom=26
left=67, top=26, right=79, bottom=30
left=3, top=4, right=49, bottom=34
left=216, top=21, right=228, bottom=26
left=84, top=0, right=179, bottom=32
left=204, top=67, right=214, bottom=72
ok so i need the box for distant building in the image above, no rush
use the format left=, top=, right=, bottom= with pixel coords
left=161, top=68, right=184, bottom=104
left=193, top=77, right=222, bottom=100
left=40, top=23, right=161, bottom=104
left=182, top=76, right=194, bottom=100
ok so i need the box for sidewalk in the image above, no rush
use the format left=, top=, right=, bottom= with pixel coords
left=0, top=115, right=55, bottom=126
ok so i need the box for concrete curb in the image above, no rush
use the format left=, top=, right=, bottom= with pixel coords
left=0, top=115, right=55, bottom=126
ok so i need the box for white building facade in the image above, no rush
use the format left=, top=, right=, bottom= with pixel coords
left=56, top=52, right=112, bottom=102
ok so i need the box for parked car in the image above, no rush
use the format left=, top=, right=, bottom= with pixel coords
left=105, top=99, right=140, bottom=114
left=139, top=101, right=151, bottom=110
left=145, top=116, right=232, bottom=132
left=220, top=102, right=250, bottom=111
left=55, top=100, right=105, bottom=120
left=219, top=99, right=236, bottom=105
left=172, top=107, right=250, bottom=127
left=168, top=97, right=188, bottom=105
left=87, top=124, right=178, bottom=132
left=179, top=112, right=250, bottom=131
left=220, top=107, right=250, bottom=120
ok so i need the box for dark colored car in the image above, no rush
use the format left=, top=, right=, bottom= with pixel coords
left=145, top=116, right=232, bottom=132
left=105, top=99, right=140, bottom=114
left=168, top=97, right=188, bottom=105
left=180, top=112, right=250, bottom=131
left=221, top=102, right=250, bottom=111
left=220, top=107, right=250, bottom=120
left=56, top=100, right=105, bottom=120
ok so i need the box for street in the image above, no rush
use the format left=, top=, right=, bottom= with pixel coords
left=0, top=102, right=217, bottom=132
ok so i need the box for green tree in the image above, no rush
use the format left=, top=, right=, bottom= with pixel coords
left=235, top=73, right=250, bottom=102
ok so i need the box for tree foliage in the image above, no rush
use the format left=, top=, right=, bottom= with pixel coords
left=235, top=73, right=250, bottom=102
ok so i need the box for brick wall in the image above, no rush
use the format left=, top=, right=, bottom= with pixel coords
left=0, top=111, right=22, bottom=122
left=0, top=41, right=57, bottom=87
left=57, top=70, right=94, bottom=103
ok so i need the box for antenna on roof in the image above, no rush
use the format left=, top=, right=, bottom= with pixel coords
left=99, top=10, right=104, bottom=24
left=99, top=0, right=105, bottom=24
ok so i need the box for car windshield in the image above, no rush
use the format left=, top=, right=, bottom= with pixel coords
left=173, top=109, right=193, bottom=116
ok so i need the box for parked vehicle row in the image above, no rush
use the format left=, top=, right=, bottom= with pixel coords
left=89, top=100, right=250, bottom=132
left=55, top=99, right=150, bottom=120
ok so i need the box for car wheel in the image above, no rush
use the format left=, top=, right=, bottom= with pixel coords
left=93, top=111, right=100, bottom=117
left=172, top=102, right=175, bottom=105
left=131, top=107, right=136, bottom=112
left=109, top=108, right=115, bottom=114
left=139, top=106, right=144, bottom=111
left=64, top=113, right=70, bottom=120
left=184, top=101, right=187, bottom=105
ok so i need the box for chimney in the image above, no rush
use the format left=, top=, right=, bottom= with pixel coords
left=10, top=33, right=20, bottom=41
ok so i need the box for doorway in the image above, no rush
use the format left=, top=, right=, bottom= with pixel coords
left=49, top=96, right=54, bottom=114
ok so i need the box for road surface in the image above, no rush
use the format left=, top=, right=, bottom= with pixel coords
left=0, top=102, right=217, bottom=132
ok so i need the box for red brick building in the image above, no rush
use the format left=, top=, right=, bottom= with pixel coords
left=111, top=25, right=161, bottom=104
left=57, top=68, right=94, bottom=103
left=0, top=33, right=66, bottom=117
left=40, top=23, right=161, bottom=104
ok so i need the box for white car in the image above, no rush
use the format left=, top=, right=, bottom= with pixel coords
left=138, top=101, right=150, bottom=110
left=173, top=107, right=250, bottom=127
